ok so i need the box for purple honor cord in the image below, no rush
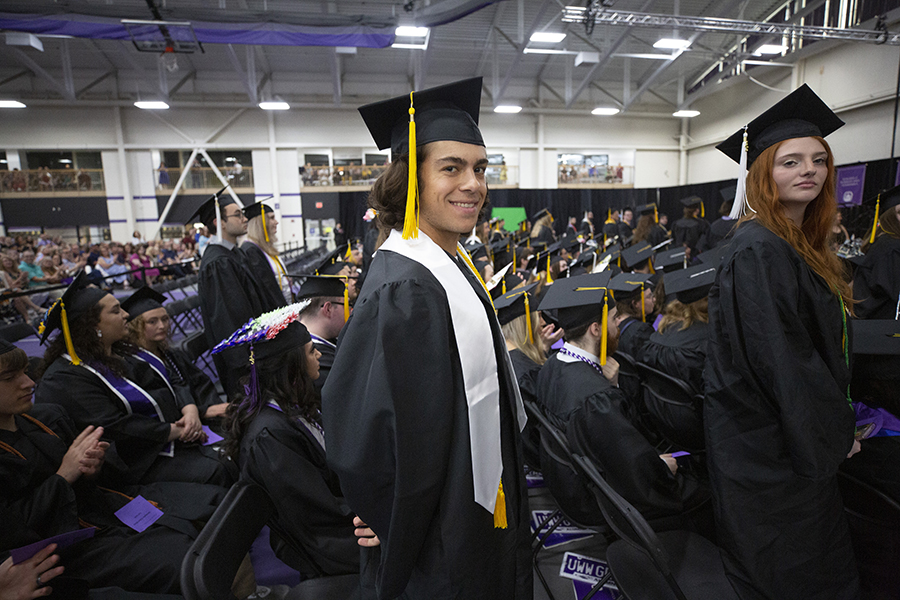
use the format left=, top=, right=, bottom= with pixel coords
left=558, top=347, right=604, bottom=376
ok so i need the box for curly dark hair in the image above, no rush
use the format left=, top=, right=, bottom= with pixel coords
left=40, top=303, right=135, bottom=378
left=222, top=344, right=319, bottom=462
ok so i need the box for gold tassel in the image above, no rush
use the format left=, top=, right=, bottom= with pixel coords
left=870, top=194, right=881, bottom=244
left=649, top=259, right=655, bottom=274
left=262, top=209, right=270, bottom=243
left=345, top=241, right=352, bottom=261
left=524, top=293, right=533, bottom=344
left=402, top=92, right=419, bottom=240
left=654, top=205, right=659, bottom=223
left=502, top=279, right=507, bottom=295
left=343, top=283, right=350, bottom=323
left=493, top=481, right=507, bottom=528
left=600, top=298, right=608, bottom=366
left=61, top=302, right=81, bottom=366
left=640, top=283, right=646, bottom=322
left=546, top=256, right=552, bottom=284
left=700, top=201, right=705, bottom=218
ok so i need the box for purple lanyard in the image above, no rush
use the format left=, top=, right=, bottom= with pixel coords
left=559, top=347, right=604, bottom=376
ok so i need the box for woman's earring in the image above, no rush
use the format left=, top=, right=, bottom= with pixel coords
left=96, top=329, right=103, bottom=338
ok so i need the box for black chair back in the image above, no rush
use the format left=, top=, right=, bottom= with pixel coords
left=636, top=362, right=705, bottom=452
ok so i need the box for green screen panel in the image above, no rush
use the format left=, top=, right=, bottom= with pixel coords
left=491, top=207, right=527, bottom=232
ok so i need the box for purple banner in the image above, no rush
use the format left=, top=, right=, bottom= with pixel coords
left=836, top=164, right=866, bottom=206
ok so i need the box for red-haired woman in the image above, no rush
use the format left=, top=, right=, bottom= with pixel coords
left=706, top=86, right=860, bottom=600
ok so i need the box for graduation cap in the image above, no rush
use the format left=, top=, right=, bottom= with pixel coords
left=120, top=286, right=167, bottom=322
left=313, top=248, right=350, bottom=276
left=653, top=247, right=689, bottom=272
left=358, top=77, right=484, bottom=240
left=696, top=245, right=728, bottom=267
left=187, top=186, right=234, bottom=231
left=491, top=237, right=515, bottom=268
left=637, top=203, right=658, bottom=218
left=562, top=236, right=583, bottom=256
left=719, top=185, right=736, bottom=203
left=716, top=84, right=844, bottom=219
left=243, top=201, right=276, bottom=243
left=664, top=263, right=718, bottom=304
left=532, top=207, right=553, bottom=222
left=866, top=184, right=900, bottom=244
left=465, top=240, right=490, bottom=262
left=293, top=274, right=351, bottom=322
left=0, top=338, right=18, bottom=356
left=38, top=271, right=110, bottom=365
left=620, top=241, right=655, bottom=270
left=610, top=272, right=653, bottom=322
left=679, top=196, right=705, bottom=218
left=494, top=282, right=539, bottom=346
left=539, top=272, right=615, bottom=364
left=852, top=320, right=900, bottom=355
left=488, top=267, right=524, bottom=300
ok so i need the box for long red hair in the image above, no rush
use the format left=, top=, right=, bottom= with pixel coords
left=739, top=136, right=852, bottom=307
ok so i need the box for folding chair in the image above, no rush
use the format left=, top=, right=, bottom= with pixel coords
left=635, top=362, right=705, bottom=453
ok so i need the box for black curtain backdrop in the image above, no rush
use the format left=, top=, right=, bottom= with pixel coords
left=336, top=157, right=900, bottom=244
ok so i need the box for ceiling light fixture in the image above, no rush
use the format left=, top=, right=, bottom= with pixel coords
left=134, top=101, right=169, bottom=110
left=395, top=26, right=429, bottom=37
left=530, top=32, right=567, bottom=43
left=673, top=109, right=700, bottom=118
left=0, top=100, right=26, bottom=109
left=755, top=44, right=786, bottom=54
left=592, top=107, right=620, bottom=116
left=494, top=105, right=522, bottom=114
left=653, top=38, right=691, bottom=50
left=391, top=42, right=428, bottom=49
left=523, top=48, right=577, bottom=55
left=259, top=101, right=290, bottom=110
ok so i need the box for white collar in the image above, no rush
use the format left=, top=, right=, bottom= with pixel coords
left=557, top=341, right=600, bottom=366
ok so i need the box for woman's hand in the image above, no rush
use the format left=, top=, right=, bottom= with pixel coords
left=203, top=403, right=229, bottom=419
left=168, top=422, right=185, bottom=442
left=353, top=516, right=380, bottom=548
left=0, top=544, right=64, bottom=600
left=601, top=356, right=619, bottom=387
left=56, top=426, right=106, bottom=484
left=847, top=439, right=861, bottom=459
left=659, top=454, right=678, bottom=475
left=176, top=405, right=205, bottom=443
left=540, top=322, right=564, bottom=352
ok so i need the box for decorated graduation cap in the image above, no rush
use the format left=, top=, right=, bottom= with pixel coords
left=120, top=286, right=167, bottom=322
left=664, top=263, right=718, bottom=304
left=243, top=201, right=276, bottom=243
left=653, top=247, right=689, bottom=272
left=539, top=272, right=615, bottom=364
left=358, top=77, right=484, bottom=240
left=610, top=272, right=653, bottom=322
left=38, top=271, right=110, bottom=366
left=212, top=302, right=313, bottom=410
left=494, top=283, right=540, bottom=344
left=716, top=84, right=844, bottom=219
left=293, top=274, right=351, bottom=322
left=187, top=185, right=234, bottom=232
left=867, top=183, right=900, bottom=243
left=621, top=241, right=655, bottom=270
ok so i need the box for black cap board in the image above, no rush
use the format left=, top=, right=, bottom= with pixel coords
left=494, top=282, right=539, bottom=326
left=489, top=270, right=525, bottom=300
left=39, top=271, right=110, bottom=344
left=358, top=77, right=484, bottom=156
left=187, top=186, right=235, bottom=229
left=296, top=275, right=346, bottom=300
left=637, top=204, right=657, bottom=217
left=664, top=263, right=718, bottom=304
left=680, top=196, right=702, bottom=208
left=696, top=245, right=728, bottom=267
left=654, top=247, right=689, bottom=271
left=620, top=241, right=654, bottom=269
left=609, top=272, right=653, bottom=301
left=243, top=201, right=275, bottom=220
left=0, top=338, right=17, bottom=355
left=719, top=186, right=736, bottom=203
left=121, top=286, right=167, bottom=322
left=852, top=320, right=900, bottom=355
left=538, top=272, right=614, bottom=330
left=873, top=184, right=900, bottom=213
left=532, top=207, right=552, bottom=222
left=716, top=84, right=845, bottom=166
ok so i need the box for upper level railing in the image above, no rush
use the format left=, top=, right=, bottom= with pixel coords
left=0, top=169, right=105, bottom=194
left=156, top=166, right=255, bottom=190
left=300, top=164, right=520, bottom=188
left=558, top=164, right=634, bottom=186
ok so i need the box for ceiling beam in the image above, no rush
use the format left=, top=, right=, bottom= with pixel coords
left=0, top=71, right=30, bottom=88
left=475, top=2, right=506, bottom=77
left=495, top=0, right=554, bottom=103
left=76, top=70, right=116, bottom=98
left=60, top=40, right=76, bottom=101
left=8, top=47, right=76, bottom=101
left=330, top=49, right=342, bottom=105
left=225, top=43, right=258, bottom=104
left=168, top=70, right=196, bottom=97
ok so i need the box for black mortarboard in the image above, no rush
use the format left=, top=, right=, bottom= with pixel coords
left=696, top=245, right=728, bottom=267
left=296, top=275, right=347, bottom=300
left=852, top=320, right=900, bottom=355
left=664, top=263, right=718, bottom=304
left=874, top=184, right=900, bottom=213
left=491, top=238, right=515, bottom=268
left=719, top=186, right=736, bottom=203
left=358, top=77, right=484, bottom=156
left=562, top=236, right=583, bottom=255
left=610, top=272, right=653, bottom=321
left=243, top=201, right=275, bottom=220
left=0, top=338, right=17, bottom=355
left=187, top=186, right=234, bottom=229
left=621, top=241, right=654, bottom=269
left=717, top=84, right=844, bottom=166
left=313, top=248, right=350, bottom=276
left=488, top=268, right=524, bottom=300
left=539, top=273, right=615, bottom=363
left=494, top=282, right=539, bottom=326
left=532, top=207, right=553, bottom=222
left=38, top=271, right=110, bottom=364
left=121, top=286, right=167, bottom=322
left=653, top=247, right=689, bottom=272
left=680, top=196, right=702, bottom=208
left=638, top=204, right=657, bottom=217
left=465, top=241, right=489, bottom=262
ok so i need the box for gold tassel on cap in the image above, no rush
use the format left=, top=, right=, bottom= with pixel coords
left=343, top=283, right=350, bottom=323
left=345, top=242, right=352, bottom=261
left=402, top=92, right=419, bottom=240
left=524, top=293, right=534, bottom=344
left=600, top=297, right=609, bottom=366
left=60, top=302, right=81, bottom=366
left=262, top=209, right=270, bottom=243
left=546, top=255, right=553, bottom=284
left=870, top=194, right=881, bottom=244
left=493, top=481, right=507, bottom=528
left=700, top=200, right=705, bottom=218
left=640, top=282, right=646, bottom=322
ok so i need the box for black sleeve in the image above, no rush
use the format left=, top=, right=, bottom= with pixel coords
left=854, top=241, right=900, bottom=320
left=199, top=255, right=257, bottom=370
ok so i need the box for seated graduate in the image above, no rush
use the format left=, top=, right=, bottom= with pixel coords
left=641, top=262, right=717, bottom=396
left=35, top=272, right=231, bottom=489
left=241, top=201, right=293, bottom=310
left=0, top=339, right=194, bottom=594
left=122, top=286, right=228, bottom=423
left=297, top=275, right=351, bottom=395
left=609, top=271, right=656, bottom=362
left=853, top=185, right=900, bottom=320
left=535, top=273, right=710, bottom=526
left=219, top=307, right=372, bottom=578
left=631, top=204, right=667, bottom=247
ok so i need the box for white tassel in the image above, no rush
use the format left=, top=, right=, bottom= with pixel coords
left=214, top=191, right=223, bottom=242
left=729, top=126, right=750, bottom=220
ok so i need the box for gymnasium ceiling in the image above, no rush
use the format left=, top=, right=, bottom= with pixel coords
left=1, top=0, right=899, bottom=117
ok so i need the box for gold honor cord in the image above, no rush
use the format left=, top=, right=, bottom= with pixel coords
left=402, top=92, right=420, bottom=240
left=837, top=293, right=852, bottom=407
left=267, top=252, right=292, bottom=301
left=870, top=194, right=881, bottom=244
left=574, top=286, right=610, bottom=365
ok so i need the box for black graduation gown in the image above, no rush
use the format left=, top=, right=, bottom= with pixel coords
left=707, top=217, right=737, bottom=249
left=35, top=357, right=229, bottom=490
left=239, top=405, right=358, bottom=577
left=641, top=321, right=709, bottom=395
left=241, top=240, right=290, bottom=311
left=322, top=249, right=532, bottom=600
left=646, top=224, right=668, bottom=247
left=616, top=316, right=654, bottom=362
left=705, top=220, right=859, bottom=600
left=531, top=226, right=555, bottom=246
left=164, top=348, right=223, bottom=419
left=508, top=348, right=542, bottom=469
left=0, top=406, right=193, bottom=594
left=312, top=338, right=337, bottom=396
left=536, top=355, right=709, bottom=523
left=853, top=234, right=900, bottom=320
left=617, top=221, right=633, bottom=240
left=672, top=217, right=710, bottom=254
left=198, top=242, right=265, bottom=398
left=601, top=221, right=618, bottom=240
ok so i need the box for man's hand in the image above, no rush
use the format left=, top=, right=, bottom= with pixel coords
left=353, top=516, right=380, bottom=548
left=0, top=544, right=64, bottom=600
left=56, top=426, right=106, bottom=484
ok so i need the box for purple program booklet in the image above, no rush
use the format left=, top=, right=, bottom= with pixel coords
left=114, top=496, right=163, bottom=532
left=10, top=528, right=95, bottom=564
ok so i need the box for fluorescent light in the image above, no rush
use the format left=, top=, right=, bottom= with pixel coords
left=58, top=159, right=72, bottom=164
left=0, top=160, right=7, bottom=164
left=530, top=32, right=567, bottom=43
left=756, top=44, right=786, bottom=55
left=673, top=109, right=700, bottom=118
left=523, top=48, right=576, bottom=55
left=391, top=43, right=428, bottom=50
left=494, top=105, right=522, bottom=114
left=395, top=26, right=429, bottom=37
left=592, top=107, right=620, bottom=116
left=259, top=101, right=290, bottom=110
left=134, top=101, right=169, bottom=110
left=0, top=100, right=26, bottom=108
left=653, top=38, right=691, bottom=50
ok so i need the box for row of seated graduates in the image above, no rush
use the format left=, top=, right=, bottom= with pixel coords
left=1, top=275, right=235, bottom=597
left=484, top=202, right=900, bottom=597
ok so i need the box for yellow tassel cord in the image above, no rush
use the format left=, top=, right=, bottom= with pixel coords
left=512, top=246, right=516, bottom=271
left=262, top=210, right=270, bottom=243
left=700, top=201, right=705, bottom=218
left=402, top=92, right=419, bottom=240
left=640, top=283, right=646, bottom=322
left=493, top=481, right=508, bottom=528
left=654, top=205, right=659, bottom=223
left=345, top=242, right=352, bottom=262
left=600, top=299, right=609, bottom=366
left=546, top=256, right=553, bottom=284
left=648, top=259, right=655, bottom=274
left=343, top=283, right=350, bottom=323
left=61, top=302, right=81, bottom=366
left=524, top=293, right=534, bottom=344
left=501, top=279, right=507, bottom=295
left=870, top=194, right=881, bottom=244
